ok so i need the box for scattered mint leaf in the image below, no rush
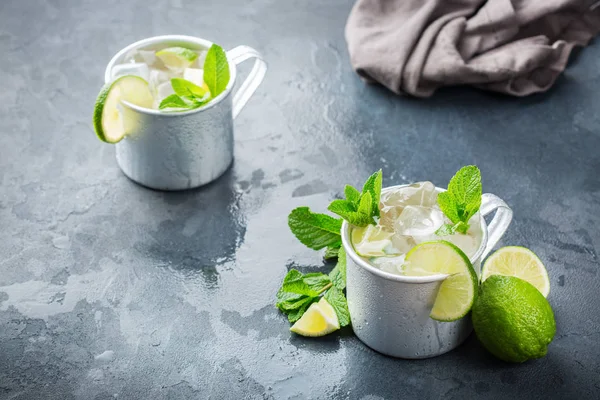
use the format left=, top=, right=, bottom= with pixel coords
left=287, top=300, right=314, bottom=322
left=437, top=166, right=482, bottom=234
left=302, top=273, right=333, bottom=293
left=281, top=269, right=332, bottom=297
left=276, top=269, right=334, bottom=322
left=324, top=245, right=340, bottom=260
left=324, top=286, right=350, bottom=327
left=158, top=94, right=192, bottom=110
left=329, top=247, right=347, bottom=290
left=288, top=207, right=342, bottom=250
left=171, top=78, right=209, bottom=98
left=203, top=44, right=230, bottom=98
left=361, top=170, right=382, bottom=217
left=344, top=185, right=361, bottom=206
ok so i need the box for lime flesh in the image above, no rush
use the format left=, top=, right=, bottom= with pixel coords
left=482, top=246, right=550, bottom=297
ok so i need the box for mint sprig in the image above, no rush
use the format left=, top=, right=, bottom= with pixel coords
left=436, top=165, right=482, bottom=235
left=327, top=170, right=382, bottom=227
left=158, top=44, right=230, bottom=111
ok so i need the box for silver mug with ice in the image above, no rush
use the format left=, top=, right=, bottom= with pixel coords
left=104, top=35, right=267, bottom=190
left=342, top=186, right=513, bottom=359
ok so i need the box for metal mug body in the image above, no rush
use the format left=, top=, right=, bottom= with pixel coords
left=104, top=35, right=267, bottom=191
left=342, top=186, right=513, bottom=359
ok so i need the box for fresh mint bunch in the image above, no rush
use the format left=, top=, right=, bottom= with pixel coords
left=436, top=165, right=482, bottom=235
left=279, top=171, right=383, bottom=327
left=327, top=170, right=382, bottom=226
left=159, top=44, right=230, bottom=111
left=276, top=247, right=349, bottom=325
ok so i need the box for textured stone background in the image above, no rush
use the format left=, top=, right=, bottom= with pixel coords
left=1, top=0, right=599, bottom=399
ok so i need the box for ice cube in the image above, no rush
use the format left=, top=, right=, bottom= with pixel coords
left=111, top=63, right=150, bottom=82
left=381, top=181, right=438, bottom=208
left=369, top=255, right=406, bottom=275
left=148, top=69, right=175, bottom=95
left=183, top=68, right=204, bottom=86
left=137, top=50, right=158, bottom=66
left=153, top=81, right=175, bottom=108
left=379, top=182, right=438, bottom=229
left=393, top=205, right=444, bottom=237
left=390, top=234, right=416, bottom=254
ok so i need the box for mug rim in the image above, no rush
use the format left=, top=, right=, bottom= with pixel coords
left=341, top=183, right=489, bottom=284
left=103, top=35, right=238, bottom=117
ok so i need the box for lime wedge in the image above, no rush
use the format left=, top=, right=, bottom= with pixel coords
left=481, top=246, right=550, bottom=297
left=351, top=225, right=396, bottom=257
left=93, top=75, right=154, bottom=143
left=404, top=241, right=477, bottom=322
left=156, top=47, right=198, bottom=70
left=290, top=298, right=340, bottom=337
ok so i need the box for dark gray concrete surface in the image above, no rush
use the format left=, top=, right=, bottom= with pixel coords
left=1, top=0, right=600, bottom=399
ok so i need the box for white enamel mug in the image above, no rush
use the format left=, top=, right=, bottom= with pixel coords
left=104, top=35, right=267, bottom=190
left=342, top=187, right=513, bottom=359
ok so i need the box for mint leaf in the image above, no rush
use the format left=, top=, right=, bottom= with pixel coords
left=302, top=273, right=333, bottom=293
left=288, top=207, right=342, bottom=250
left=276, top=293, right=310, bottom=311
left=287, top=300, right=314, bottom=322
left=435, top=223, right=456, bottom=236
left=281, top=269, right=332, bottom=297
left=203, top=44, right=230, bottom=98
left=324, top=245, right=340, bottom=260
left=277, top=270, right=333, bottom=322
left=158, top=94, right=192, bottom=110
left=437, top=191, right=460, bottom=224
left=329, top=246, right=346, bottom=290
left=437, top=166, right=482, bottom=234
left=447, top=165, right=482, bottom=223
left=171, top=78, right=209, bottom=98
left=324, top=286, right=350, bottom=327
left=344, top=185, right=361, bottom=206
left=327, top=194, right=374, bottom=227
left=361, top=170, right=382, bottom=217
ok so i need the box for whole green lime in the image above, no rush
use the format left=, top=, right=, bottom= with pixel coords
left=472, top=275, right=556, bottom=363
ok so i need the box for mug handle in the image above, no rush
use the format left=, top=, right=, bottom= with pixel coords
left=480, top=193, right=513, bottom=260
left=227, top=46, right=267, bottom=119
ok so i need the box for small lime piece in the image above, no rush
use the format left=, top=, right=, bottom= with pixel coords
left=404, top=241, right=477, bottom=321
left=290, top=297, right=340, bottom=337
left=156, top=47, right=198, bottom=69
left=472, top=275, right=556, bottom=363
left=351, top=225, right=396, bottom=257
left=93, top=75, right=154, bottom=143
left=482, top=246, right=550, bottom=297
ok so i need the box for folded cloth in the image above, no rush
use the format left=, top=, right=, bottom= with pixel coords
left=345, top=0, right=600, bottom=97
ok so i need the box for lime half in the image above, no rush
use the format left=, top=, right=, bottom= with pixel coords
left=156, top=47, right=198, bottom=69
left=482, top=246, right=550, bottom=297
left=404, top=241, right=477, bottom=322
left=93, top=75, right=154, bottom=143
left=290, top=297, right=340, bottom=337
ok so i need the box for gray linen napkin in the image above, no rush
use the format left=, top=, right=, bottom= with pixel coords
left=345, top=0, right=600, bottom=96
